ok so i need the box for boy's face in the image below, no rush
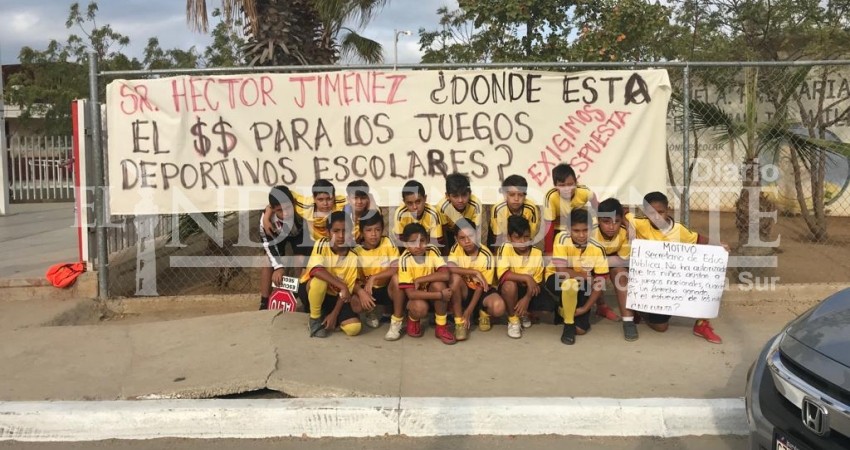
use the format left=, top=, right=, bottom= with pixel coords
left=447, top=191, right=470, bottom=213
left=555, top=176, right=577, bottom=200
left=402, top=193, right=426, bottom=218
left=644, top=201, right=669, bottom=228
left=405, top=232, right=428, bottom=256
left=597, top=215, right=622, bottom=239
left=508, top=230, right=532, bottom=255
left=314, top=192, right=334, bottom=213
left=349, top=193, right=370, bottom=215
left=272, top=203, right=293, bottom=222
left=456, top=227, right=479, bottom=254
left=361, top=222, right=383, bottom=248
left=570, top=222, right=590, bottom=246
left=329, top=220, right=348, bottom=247
left=503, top=187, right=526, bottom=212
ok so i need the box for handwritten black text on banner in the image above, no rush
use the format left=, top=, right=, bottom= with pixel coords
left=626, top=239, right=729, bottom=319
left=107, top=70, right=671, bottom=214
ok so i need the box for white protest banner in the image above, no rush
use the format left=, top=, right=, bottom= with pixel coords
left=626, top=239, right=729, bottom=319
left=105, top=69, right=671, bottom=215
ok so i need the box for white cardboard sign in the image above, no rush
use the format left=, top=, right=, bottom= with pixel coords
left=626, top=239, right=728, bottom=319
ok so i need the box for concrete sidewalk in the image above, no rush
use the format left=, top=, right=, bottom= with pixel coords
left=0, top=203, right=79, bottom=280
left=1, top=283, right=845, bottom=402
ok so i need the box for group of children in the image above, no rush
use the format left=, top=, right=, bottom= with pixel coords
left=258, top=163, right=727, bottom=346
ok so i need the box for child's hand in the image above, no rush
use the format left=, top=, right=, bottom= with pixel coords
left=474, top=273, right=489, bottom=290
left=364, top=278, right=375, bottom=296
left=271, top=268, right=284, bottom=286
left=515, top=297, right=531, bottom=317
left=339, top=286, right=352, bottom=303
left=721, top=243, right=731, bottom=253
left=360, top=293, right=376, bottom=311
left=525, top=276, right=540, bottom=296
left=462, top=308, right=474, bottom=329
left=323, top=311, right=339, bottom=330
left=262, top=206, right=276, bottom=237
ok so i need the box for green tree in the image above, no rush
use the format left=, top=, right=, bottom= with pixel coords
left=185, top=0, right=386, bottom=65
left=203, top=8, right=246, bottom=67
left=144, top=38, right=202, bottom=70
left=6, top=1, right=141, bottom=134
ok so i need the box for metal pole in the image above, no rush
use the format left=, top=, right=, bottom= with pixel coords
left=88, top=51, right=108, bottom=299
left=393, top=29, right=398, bottom=71
left=682, top=65, right=691, bottom=227
left=0, top=54, right=9, bottom=215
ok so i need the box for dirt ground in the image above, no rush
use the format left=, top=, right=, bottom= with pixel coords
left=687, top=210, right=850, bottom=284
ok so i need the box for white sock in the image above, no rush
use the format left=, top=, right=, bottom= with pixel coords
left=623, top=316, right=634, bottom=322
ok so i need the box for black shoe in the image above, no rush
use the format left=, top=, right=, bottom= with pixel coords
left=309, top=318, right=329, bottom=338
left=259, top=297, right=269, bottom=310
left=623, top=321, right=639, bottom=342
left=561, top=323, right=576, bottom=345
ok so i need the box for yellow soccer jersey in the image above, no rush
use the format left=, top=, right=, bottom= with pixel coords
left=593, top=225, right=631, bottom=260
left=626, top=212, right=699, bottom=244
left=496, top=244, right=544, bottom=284
left=545, top=232, right=609, bottom=279
left=489, top=199, right=540, bottom=239
left=398, top=245, right=446, bottom=288
left=393, top=203, right=444, bottom=241
left=300, top=238, right=361, bottom=295
left=544, top=185, right=594, bottom=230
left=357, top=237, right=400, bottom=288
left=448, top=243, right=496, bottom=289
left=348, top=208, right=380, bottom=244
left=297, top=195, right=347, bottom=241
left=437, top=194, right=482, bottom=229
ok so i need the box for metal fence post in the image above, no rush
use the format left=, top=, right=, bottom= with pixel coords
left=681, top=64, right=691, bottom=227
left=0, top=60, right=9, bottom=215
left=88, top=51, right=109, bottom=299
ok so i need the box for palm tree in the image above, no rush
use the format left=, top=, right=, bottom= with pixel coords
left=682, top=67, right=850, bottom=258
left=185, top=0, right=386, bottom=66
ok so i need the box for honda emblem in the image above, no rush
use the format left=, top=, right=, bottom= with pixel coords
left=801, top=397, right=829, bottom=436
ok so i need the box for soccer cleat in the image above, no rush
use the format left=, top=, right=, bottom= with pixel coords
left=406, top=319, right=423, bottom=338
left=309, top=318, right=329, bottom=338
left=454, top=323, right=469, bottom=341
left=435, top=324, right=457, bottom=345
left=560, top=323, right=576, bottom=345
left=693, top=320, right=722, bottom=344
left=623, top=321, right=639, bottom=342
left=520, top=315, right=532, bottom=329
left=507, top=321, right=522, bottom=339
left=478, top=313, right=491, bottom=332
left=364, top=309, right=381, bottom=329
left=595, top=304, right=619, bottom=321
left=384, top=320, right=404, bottom=341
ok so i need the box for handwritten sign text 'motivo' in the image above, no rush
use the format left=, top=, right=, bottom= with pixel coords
left=626, top=239, right=729, bottom=319
left=107, top=69, right=671, bottom=215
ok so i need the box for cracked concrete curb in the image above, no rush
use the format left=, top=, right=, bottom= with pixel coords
left=0, top=397, right=747, bottom=441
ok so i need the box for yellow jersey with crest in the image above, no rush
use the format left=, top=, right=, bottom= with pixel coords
left=356, top=237, right=399, bottom=288
left=496, top=244, right=544, bottom=284
left=544, top=231, right=609, bottom=279
left=300, top=238, right=361, bottom=295
left=489, top=199, right=540, bottom=239
left=448, top=243, right=496, bottom=289
left=544, top=185, right=594, bottom=230
left=398, top=245, right=446, bottom=288
left=437, top=194, right=482, bottom=229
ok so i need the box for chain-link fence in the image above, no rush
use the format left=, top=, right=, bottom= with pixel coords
left=91, top=61, right=850, bottom=298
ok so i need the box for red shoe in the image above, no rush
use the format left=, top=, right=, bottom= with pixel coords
left=435, top=324, right=457, bottom=345
left=407, top=319, right=423, bottom=338
left=596, top=304, right=619, bottom=321
left=693, top=320, right=722, bottom=344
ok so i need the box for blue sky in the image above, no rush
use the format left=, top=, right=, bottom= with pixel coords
left=0, top=0, right=456, bottom=65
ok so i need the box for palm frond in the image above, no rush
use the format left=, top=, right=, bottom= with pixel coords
left=186, top=0, right=209, bottom=32
left=339, top=29, right=383, bottom=63
left=759, top=125, right=850, bottom=171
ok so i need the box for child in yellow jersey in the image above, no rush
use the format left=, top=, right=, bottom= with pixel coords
left=543, top=163, right=598, bottom=254
left=544, top=208, right=609, bottom=345
left=345, top=180, right=378, bottom=245
left=393, top=180, right=444, bottom=248
left=259, top=185, right=305, bottom=310
left=298, top=211, right=364, bottom=338
left=353, top=213, right=402, bottom=339
left=595, top=198, right=635, bottom=341
left=497, top=215, right=548, bottom=338
left=488, top=175, right=540, bottom=250
left=447, top=219, right=506, bottom=342
left=625, top=191, right=729, bottom=344
left=396, top=223, right=455, bottom=345
left=437, top=173, right=482, bottom=255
